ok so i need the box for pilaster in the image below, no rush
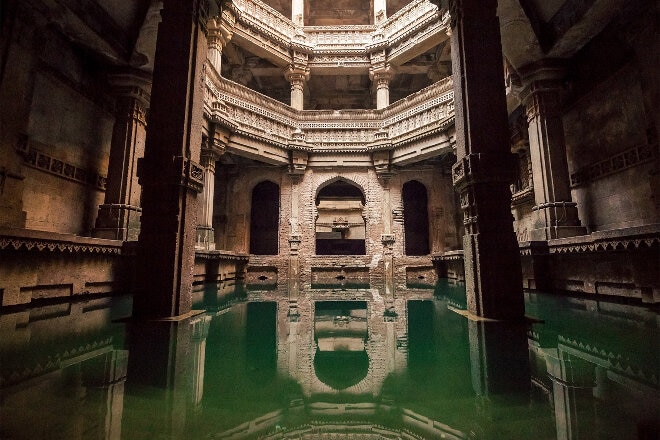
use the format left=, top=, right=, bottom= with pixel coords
left=196, top=131, right=224, bottom=251
left=519, top=60, right=585, bottom=240
left=449, top=0, right=524, bottom=320
left=93, top=71, right=152, bottom=241
left=133, top=0, right=209, bottom=319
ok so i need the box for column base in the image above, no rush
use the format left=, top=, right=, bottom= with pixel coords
left=93, top=204, right=141, bottom=241
left=195, top=226, right=215, bottom=250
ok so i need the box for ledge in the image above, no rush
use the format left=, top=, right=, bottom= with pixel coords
left=195, top=249, right=250, bottom=261
left=519, top=224, right=660, bottom=255
left=0, top=228, right=123, bottom=254
left=431, top=250, right=463, bottom=261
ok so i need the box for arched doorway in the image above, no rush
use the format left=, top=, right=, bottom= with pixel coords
left=250, top=181, right=279, bottom=255
left=315, top=179, right=366, bottom=255
left=403, top=180, right=430, bottom=255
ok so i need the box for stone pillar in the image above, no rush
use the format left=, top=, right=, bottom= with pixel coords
left=370, top=66, right=393, bottom=110
left=207, top=9, right=234, bottom=74
left=93, top=72, right=151, bottom=241
left=519, top=61, right=585, bottom=240
left=285, top=66, right=309, bottom=111
left=373, top=0, right=387, bottom=24
left=292, top=0, right=305, bottom=26
left=288, top=143, right=307, bottom=300
left=133, top=0, right=209, bottom=319
left=195, top=138, right=223, bottom=250
left=449, top=0, right=524, bottom=319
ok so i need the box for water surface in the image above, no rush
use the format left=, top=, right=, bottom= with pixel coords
left=1, top=281, right=657, bottom=439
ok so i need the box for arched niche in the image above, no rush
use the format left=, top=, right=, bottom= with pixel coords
left=403, top=180, right=430, bottom=255
left=315, top=179, right=366, bottom=255
left=249, top=180, right=280, bottom=255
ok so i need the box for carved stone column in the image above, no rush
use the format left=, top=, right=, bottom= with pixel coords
left=292, top=0, right=304, bottom=26
left=449, top=0, right=524, bottom=319
left=373, top=0, right=387, bottom=24
left=207, top=9, right=234, bottom=74
left=93, top=71, right=151, bottom=241
left=196, top=134, right=224, bottom=250
left=133, top=0, right=209, bottom=319
left=285, top=66, right=309, bottom=111
left=370, top=64, right=393, bottom=110
left=288, top=136, right=307, bottom=300
left=519, top=61, right=585, bottom=240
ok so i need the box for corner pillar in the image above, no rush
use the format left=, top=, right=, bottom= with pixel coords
left=519, top=61, right=585, bottom=240
left=133, top=0, right=209, bottom=319
left=93, top=71, right=151, bottom=241
left=449, top=0, right=524, bottom=319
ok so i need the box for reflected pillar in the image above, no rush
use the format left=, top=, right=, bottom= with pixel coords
left=519, top=61, right=585, bottom=240
left=93, top=72, right=151, bottom=241
left=544, top=349, right=596, bottom=440
left=134, top=0, right=208, bottom=318
left=449, top=0, right=524, bottom=319
left=124, top=316, right=209, bottom=438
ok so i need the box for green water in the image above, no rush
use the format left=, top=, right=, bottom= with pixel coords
left=1, top=281, right=658, bottom=439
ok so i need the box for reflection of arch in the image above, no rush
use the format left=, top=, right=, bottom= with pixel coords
left=403, top=180, right=430, bottom=255
left=313, top=300, right=369, bottom=390
left=250, top=180, right=279, bottom=255
left=315, top=179, right=366, bottom=255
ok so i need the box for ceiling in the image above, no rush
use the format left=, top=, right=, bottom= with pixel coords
left=31, top=0, right=632, bottom=111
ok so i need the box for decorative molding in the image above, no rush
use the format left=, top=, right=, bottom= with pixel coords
left=0, top=230, right=122, bottom=255
left=17, top=138, right=107, bottom=191
left=569, top=143, right=657, bottom=187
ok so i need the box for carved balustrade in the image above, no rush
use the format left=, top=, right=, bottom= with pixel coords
left=225, top=0, right=449, bottom=68
left=205, top=69, right=455, bottom=156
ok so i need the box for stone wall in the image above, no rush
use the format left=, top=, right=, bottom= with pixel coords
left=219, top=162, right=459, bottom=289
left=1, top=8, right=114, bottom=235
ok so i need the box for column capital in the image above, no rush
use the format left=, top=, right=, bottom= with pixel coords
left=207, top=8, right=235, bottom=49
left=108, top=70, right=152, bottom=108
left=284, top=65, right=310, bottom=85
left=518, top=59, right=568, bottom=119
left=369, top=64, right=394, bottom=84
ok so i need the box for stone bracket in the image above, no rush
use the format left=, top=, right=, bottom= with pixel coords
left=452, top=152, right=517, bottom=190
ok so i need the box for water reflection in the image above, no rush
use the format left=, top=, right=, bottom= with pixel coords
left=0, top=283, right=658, bottom=439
